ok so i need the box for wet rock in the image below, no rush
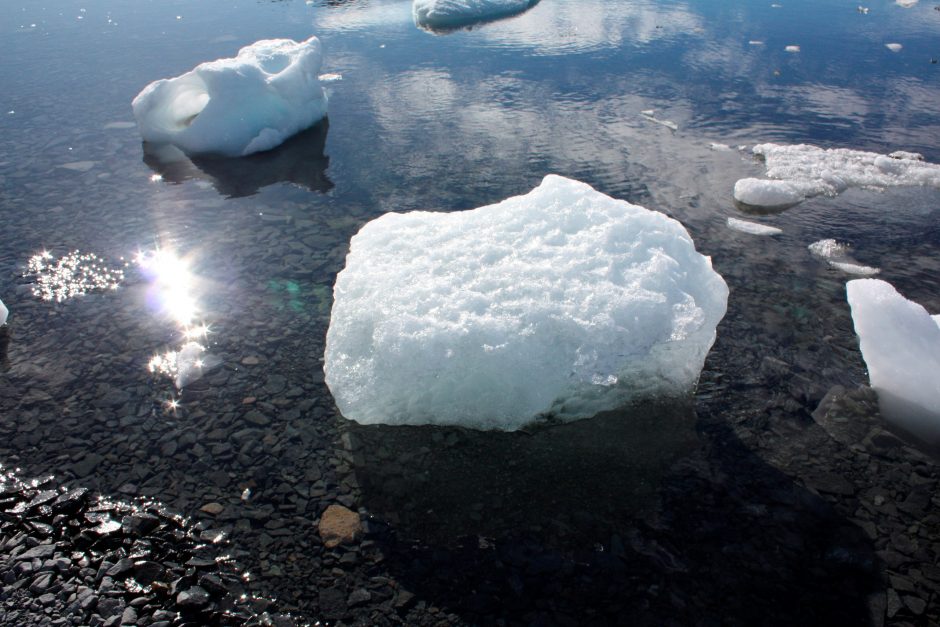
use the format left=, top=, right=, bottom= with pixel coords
left=177, top=586, right=209, bottom=607
left=200, top=502, right=225, bottom=515
left=318, top=504, right=361, bottom=548
left=318, top=585, right=347, bottom=620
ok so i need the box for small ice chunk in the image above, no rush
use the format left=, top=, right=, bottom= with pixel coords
left=785, top=45, right=800, bottom=53
left=733, top=178, right=804, bottom=209
left=324, top=175, right=728, bottom=431
left=640, top=111, right=678, bottom=131
left=60, top=161, right=96, bottom=172
left=726, top=217, right=782, bottom=235
left=895, top=0, right=918, bottom=7
left=857, top=5, right=870, bottom=13
left=149, top=341, right=217, bottom=388
left=318, top=72, right=343, bottom=82
left=0, top=298, right=7, bottom=326
left=709, top=142, right=733, bottom=151
left=734, top=143, right=940, bottom=208
left=847, top=279, right=940, bottom=444
left=748, top=40, right=765, bottom=45
left=132, top=36, right=328, bottom=157
left=809, top=239, right=880, bottom=275
left=885, top=43, right=903, bottom=52
left=413, top=0, right=538, bottom=30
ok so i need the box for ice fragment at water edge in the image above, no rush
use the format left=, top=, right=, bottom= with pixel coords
left=0, top=298, right=7, bottom=326
left=132, top=36, right=327, bottom=157
left=324, top=175, right=728, bottom=431
left=847, top=279, right=940, bottom=444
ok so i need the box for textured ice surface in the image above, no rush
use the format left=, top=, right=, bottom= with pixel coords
left=0, top=298, right=7, bottom=326
left=809, top=239, right=879, bottom=275
left=133, top=37, right=327, bottom=157
left=325, top=175, right=728, bottom=431
left=885, top=43, right=903, bottom=52
left=726, top=217, right=782, bottom=236
left=733, top=143, right=940, bottom=208
left=847, top=279, right=940, bottom=444
left=414, top=0, right=537, bottom=29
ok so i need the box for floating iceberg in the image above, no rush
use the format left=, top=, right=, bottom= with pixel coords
left=414, top=0, right=539, bottom=30
left=726, top=217, right=782, bottom=236
left=809, top=239, right=879, bottom=275
left=0, top=298, right=7, bottom=326
left=324, top=175, right=728, bottom=431
left=132, top=36, right=328, bottom=157
left=734, top=143, right=940, bottom=209
left=847, top=279, right=940, bottom=444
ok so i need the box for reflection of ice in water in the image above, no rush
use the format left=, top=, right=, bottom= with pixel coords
left=25, top=250, right=125, bottom=302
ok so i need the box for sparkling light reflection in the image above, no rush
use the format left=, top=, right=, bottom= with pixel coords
left=136, top=248, right=198, bottom=325
left=26, top=249, right=124, bottom=301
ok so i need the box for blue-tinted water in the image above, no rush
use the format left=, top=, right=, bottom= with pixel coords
left=1, top=0, right=939, bottom=622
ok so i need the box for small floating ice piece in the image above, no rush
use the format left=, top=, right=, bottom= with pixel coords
left=733, top=143, right=940, bottom=209
left=895, top=0, right=918, bottom=7
left=318, top=72, right=343, bottom=82
left=413, top=0, right=539, bottom=30
left=885, top=43, right=903, bottom=52
left=324, top=175, right=728, bottom=431
left=748, top=40, right=765, bottom=45
left=809, top=239, right=880, bottom=275
left=60, top=161, right=96, bottom=172
left=733, top=178, right=804, bottom=210
left=640, top=111, right=678, bottom=131
left=0, top=298, right=7, bottom=326
left=132, top=36, right=328, bottom=157
left=857, top=5, right=870, bottom=13
left=149, top=341, right=217, bottom=388
left=709, top=142, right=733, bottom=151
left=726, top=217, right=782, bottom=235
left=847, top=278, right=940, bottom=444
left=785, top=45, right=800, bottom=53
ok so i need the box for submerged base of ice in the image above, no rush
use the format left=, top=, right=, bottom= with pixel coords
left=847, top=279, right=940, bottom=445
left=413, top=0, right=539, bottom=30
left=809, top=239, right=880, bottom=276
left=325, top=175, right=728, bottom=431
left=734, top=143, right=940, bottom=209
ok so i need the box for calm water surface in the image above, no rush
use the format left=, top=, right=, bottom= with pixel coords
left=1, top=0, right=940, bottom=621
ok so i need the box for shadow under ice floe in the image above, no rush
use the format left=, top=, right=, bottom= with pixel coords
left=142, top=120, right=333, bottom=198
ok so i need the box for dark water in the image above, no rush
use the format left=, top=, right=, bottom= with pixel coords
left=1, top=0, right=940, bottom=622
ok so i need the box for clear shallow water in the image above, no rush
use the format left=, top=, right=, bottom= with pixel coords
left=1, top=0, right=940, bottom=621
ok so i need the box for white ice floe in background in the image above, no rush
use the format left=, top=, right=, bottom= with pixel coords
left=808, top=239, right=880, bottom=275
left=733, top=143, right=940, bottom=209
left=847, top=279, right=940, bottom=444
left=132, top=36, right=327, bottom=157
left=785, top=45, right=800, bottom=52
left=726, top=217, right=782, bottom=236
left=324, top=175, right=728, bottom=431
left=885, top=43, right=903, bottom=52
left=895, top=0, right=918, bottom=7
left=414, top=0, right=538, bottom=30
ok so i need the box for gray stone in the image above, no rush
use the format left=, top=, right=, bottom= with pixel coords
left=18, top=544, right=55, bottom=561
left=177, top=586, right=209, bottom=607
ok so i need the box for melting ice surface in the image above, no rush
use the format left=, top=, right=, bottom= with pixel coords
left=413, top=0, right=539, bottom=30
left=132, top=37, right=327, bottom=157
left=726, top=217, right=782, bottom=236
left=734, top=144, right=940, bottom=209
left=324, top=175, right=728, bottom=431
left=808, top=239, right=880, bottom=276
left=847, top=279, right=940, bottom=445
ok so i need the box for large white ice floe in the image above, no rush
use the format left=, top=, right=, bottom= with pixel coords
left=847, top=279, right=940, bottom=444
left=413, top=0, right=538, bottom=30
left=0, top=298, right=7, bottom=326
left=733, top=143, right=940, bottom=209
left=324, top=175, right=729, bottom=431
left=132, top=36, right=328, bottom=157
